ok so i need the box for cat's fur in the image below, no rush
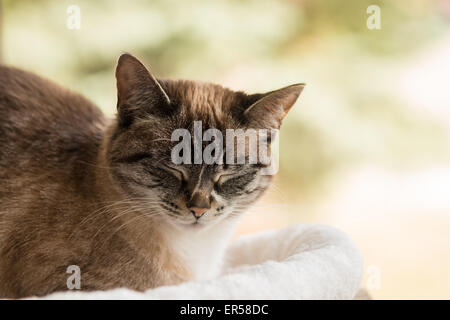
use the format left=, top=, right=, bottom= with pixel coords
left=0, top=54, right=303, bottom=298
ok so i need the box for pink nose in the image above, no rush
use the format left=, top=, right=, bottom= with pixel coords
left=189, top=207, right=208, bottom=218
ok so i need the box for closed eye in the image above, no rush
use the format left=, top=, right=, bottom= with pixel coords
left=117, top=152, right=152, bottom=163
left=215, top=173, right=235, bottom=185
left=160, top=164, right=187, bottom=182
left=215, top=169, right=259, bottom=186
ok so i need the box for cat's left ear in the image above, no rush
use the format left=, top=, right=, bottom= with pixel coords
left=244, top=84, right=305, bottom=130
left=115, top=53, right=171, bottom=127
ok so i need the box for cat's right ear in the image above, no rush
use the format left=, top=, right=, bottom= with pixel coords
left=115, top=53, right=171, bottom=127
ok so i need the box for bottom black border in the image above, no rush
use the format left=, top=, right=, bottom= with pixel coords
left=1, top=300, right=447, bottom=318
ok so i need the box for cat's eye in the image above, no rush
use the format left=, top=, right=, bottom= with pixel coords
left=161, top=164, right=187, bottom=182
left=119, top=152, right=152, bottom=163
left=214, top=173, right=234, bottom=186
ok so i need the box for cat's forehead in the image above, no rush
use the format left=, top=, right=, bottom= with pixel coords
left=159, top=79, right=245, bottom=121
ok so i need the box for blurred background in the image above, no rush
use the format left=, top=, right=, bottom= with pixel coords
left=1, top=0, right=450, bottom=299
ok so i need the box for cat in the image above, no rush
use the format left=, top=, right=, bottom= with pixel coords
left=0, top=53, right=304, bottom=298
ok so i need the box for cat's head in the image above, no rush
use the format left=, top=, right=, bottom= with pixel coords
left=105, top=54, right=304, bottom=229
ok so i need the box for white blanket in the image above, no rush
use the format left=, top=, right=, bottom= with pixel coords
left=44, top=224, right=363, bottom=299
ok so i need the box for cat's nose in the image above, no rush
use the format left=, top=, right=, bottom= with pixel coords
left=189, top=206, right=208, bottom=219
left=188, top=192, right=211, bottom=219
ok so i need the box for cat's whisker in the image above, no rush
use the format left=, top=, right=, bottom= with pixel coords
left=98, top=206, right=167, bottom=249
left=149, top=138, right=172, bottom=143
left=70, top=199, right=164, bottom=239
left=265, top=183, right=289, bottom=202
left=75, top=159, right=114, bottom=170
left=96, top=200, right=164, bottom=224
left=97, top=214, right=149, bottom=250
left=78, top=197, right=162, bottom=223
left=92, top=206, right=153, bottom=240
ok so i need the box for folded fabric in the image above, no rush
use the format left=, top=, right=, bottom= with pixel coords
left=42, top=224, right=363, bottom=299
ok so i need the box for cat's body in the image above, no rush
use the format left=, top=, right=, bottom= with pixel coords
left=0, top=65, right=181, bottom=297
left=0, top=55, right=303, bottom=298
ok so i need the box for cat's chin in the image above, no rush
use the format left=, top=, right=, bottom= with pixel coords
left=186, top=221, right=207, bottom=229
left=164, top=217, right=210, bottom=231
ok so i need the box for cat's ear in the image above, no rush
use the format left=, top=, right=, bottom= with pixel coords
left=115, top=53, right=171, bottom=127
left=244, top=84, right=305, bottom=130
